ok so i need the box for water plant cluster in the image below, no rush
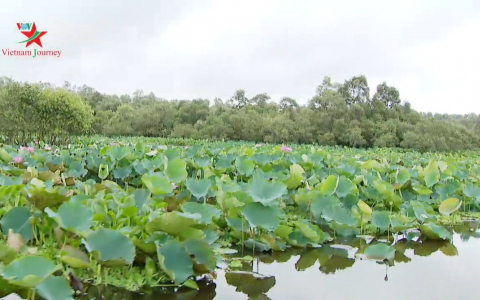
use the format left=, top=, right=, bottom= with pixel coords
left=0, top=138, right=479, bottom=300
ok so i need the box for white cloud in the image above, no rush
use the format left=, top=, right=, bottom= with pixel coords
left=0, top=0, right=479, bottom=113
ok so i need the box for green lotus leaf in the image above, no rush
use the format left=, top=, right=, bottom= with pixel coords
left=259, top=233, right=287, bottom=251
left=419, top=222, right=452, bottom=241
left=362, top=160, right=383, bottom=171
left=244, top=239, right=271, bottom=252
left=321, top=204, right=357, bottom=227
left=364, top=243, right=396, bottom=261
left=141, top=173, right=173, bottom=195
left=83, top=228, right=135, bottom=264
left=412, top=184, right=433, bottom=196
left=396, top=169, right=411, bottom=185
left=45, top=202, right=93, bottom=233
left=317, top=175, right=338, bottom=195
left=310, top=195, right=341, bottom=219
left=372, top=211, right=390, bottom=232
left=132, top=188, right=151, bottom=208
left=439, top=198, right=462, bottom=216
left=0, top=244, right=18, bottom=264
left=335, top=177, right=356, bottom=198
left=98, top=164, right=109, bottom=180
left=157, top=240, right=194, bottom=284
left=0, top=207, right=32, bottom=241
left=423, top=166, right=440, bottom=188
left=283, top=164, right=305, bottom=189
left=464, top=182, right=480, bottom=199
left=275, top=225, right=293, bottom=240
left=1, top=256, right=60, bottom=288
left=27, top=187, right=70, bottom=210
left=112, top=166, right=132, bottom=180
left=178, top=227, right=206, bottom=240
left=373, top=179, right=394, bottom=197
left=182, top=202, right=221, bottom=225
left=226, top=217, right=249, bottom=232
left=166, top=158, right=188, bottom=183
left=294, top=220, right=322, bottom=243
left=147, top=212, right=198, bottom=235
left=36, top=276, right=74, bottom=300
left=186, top=178, right=211, bottom=199
left=109, top=146, right=130, bottom=161
left=0, top=148, right=12, bottom=162
left=246, top=174, right=287, bottom=206
left=59, top=245, right=90, bottom=269
left=242, top=202, right=283, bottom=231
left=183, top=239, right=216, bottom=272
left=357, top=200, right=372, bottom=218
left=235, top=157, right=255, bottom=176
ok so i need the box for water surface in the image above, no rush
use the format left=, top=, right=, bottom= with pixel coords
left=86, top=221, right=480, bottom=300
left=2, top=222, right=479, bottom=300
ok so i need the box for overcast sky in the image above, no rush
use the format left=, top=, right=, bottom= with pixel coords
left=1, top=0, right=479, bottom=114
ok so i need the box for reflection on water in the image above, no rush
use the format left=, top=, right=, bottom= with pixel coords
left=1, top=221, right=479, bottom=300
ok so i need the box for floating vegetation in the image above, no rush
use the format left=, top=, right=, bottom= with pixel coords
left=0, top=139, right=479, bottom=299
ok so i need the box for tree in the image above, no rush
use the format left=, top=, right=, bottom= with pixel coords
left=279, top=97, right=299, bottom=112
left=228, top=89, right=249, bottom=109
left=372, top=82, right=400, bottom=109
left=251, top=93, right=270, bottom=107
left=316, top=76, right=340, bottom=96
left=339, top=75, right=370, bottom=105
left=0, top=80, right=93, bottom=144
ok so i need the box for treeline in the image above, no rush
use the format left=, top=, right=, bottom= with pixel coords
left=1, top=75, right=480, bottom=151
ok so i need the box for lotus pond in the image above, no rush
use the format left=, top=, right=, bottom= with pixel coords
left=0, top=138, right=479, bottom=300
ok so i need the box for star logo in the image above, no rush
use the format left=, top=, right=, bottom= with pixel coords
left=16, top=22, right=47, bottom=47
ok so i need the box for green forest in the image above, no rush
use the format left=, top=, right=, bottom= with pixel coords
left=1, top=75, right=479, bottom=151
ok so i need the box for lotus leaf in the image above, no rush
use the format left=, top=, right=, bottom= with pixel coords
left=83, top=228, right=135, bottom=264
left=364, top=243, right=396, bottom=261
left=242, top=202, right=283, bottom=231
left=36, top=276, right=74, bottom=300
left=439, top=198, right=462, bottom=216
left=1, top=256, right=60, bottom=288
left=157, top=240, right=194, bottom=284
left=182, top=202, right=221, bottom=225
left=45, top=202, right=93, bottom=233
left=372, top=211, right=390, bottom=232
left=246, top=174, right=287, bottom=206
left=0, top=207, right=32, bottom=241
left=147, top=211, right=199, bottom=235
left=142, top=173, right=173, bottom=195
left=186, top=178, right=211, bottom=199
left=166, top=158, right=188, bottom=183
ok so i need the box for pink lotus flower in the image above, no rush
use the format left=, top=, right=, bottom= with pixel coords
left=280, top=145, right=292, bottom=153
left=26, top=147, right=35, bottom=153
left=13, top=157, right=23, bottom=164
left=19, top=146, right=27, bottom=151
left=110, top=143, right=118, bottom=146
left=171, top=182, right=178, bottom=190
left=255, top=144, right=263, bottom=147
left=44, top=145, right=51, bottom=151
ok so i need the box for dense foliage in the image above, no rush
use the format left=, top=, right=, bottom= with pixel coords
left=1, top=76, right=480, bottom=151
left=0, top=78, right=94, bottom=145
left=0, top=138, right=479, bottom=299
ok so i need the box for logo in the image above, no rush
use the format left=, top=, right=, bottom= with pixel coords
left=17, top=22, right=47, bottom=47
left=2, top=22, right=62, bottom=58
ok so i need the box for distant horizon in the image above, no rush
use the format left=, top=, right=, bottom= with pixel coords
left=2, top=75, right=479, bottom=116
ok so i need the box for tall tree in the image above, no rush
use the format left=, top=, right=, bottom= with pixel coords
left=339, top=75, right=370, bottom=105
left=372, top=82, right=400, bottom=109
